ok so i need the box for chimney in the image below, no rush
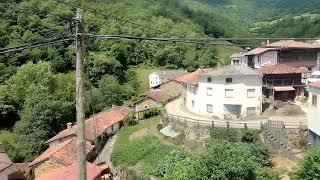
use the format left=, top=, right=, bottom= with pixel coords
left=66, top=122, right=72, bottom=129
left=266, top=39, right=270, bottom=45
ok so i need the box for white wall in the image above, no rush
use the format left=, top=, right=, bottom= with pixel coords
left=186, top=75, right=262, bottom=119
left=231, top=56, right=247, bottom=65
left=309, top=87, right=320, bottom=135
left=149, top=73, right=161, bottom=88
left=254, top=51, right=278, bottom=68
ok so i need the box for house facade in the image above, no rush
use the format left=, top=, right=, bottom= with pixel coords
left=259, top=64, right=307, bottom=102
left=230, top=52, right=247, bottom=65
left=149, top=70, right=186, bottom=88
left=232, top=40, right=320, bottom=71
left=308, top=82, right=320, bottom=146
left=183, top=65, right=262, bottom=119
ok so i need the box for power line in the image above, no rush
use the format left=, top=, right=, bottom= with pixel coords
left=87, top=34, right=254, bottom=48
left=0, top=36, right=73, bottom=54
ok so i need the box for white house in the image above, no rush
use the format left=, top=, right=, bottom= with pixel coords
left=180, top=65, right=262, bottom=119
left=149, top=70, right=186, bottom=88
left=308, top=82, right=320, bottom=146
left=230, top=52, right=247, bottom=65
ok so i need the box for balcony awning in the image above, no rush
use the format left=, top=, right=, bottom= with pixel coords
left=274, top=86, right=295, bottom=92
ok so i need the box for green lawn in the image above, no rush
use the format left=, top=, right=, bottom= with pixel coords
left=0, top=130, right=17, bottom=146
left=131, top=65, right=162, bottom=94
left=112, top=116, right=182, bottom=175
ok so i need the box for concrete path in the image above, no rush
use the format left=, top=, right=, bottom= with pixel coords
left=165, top=98, right=307, bottom=129
left=94, top=134, right=118, bottom=168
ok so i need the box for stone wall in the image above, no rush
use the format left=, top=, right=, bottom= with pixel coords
left=163, top=115, right=211, bottom=143
left=261, top=128, right=307, bottom=160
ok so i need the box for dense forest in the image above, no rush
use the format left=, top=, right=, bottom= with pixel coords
left=0, top=0, right=320, bottom=162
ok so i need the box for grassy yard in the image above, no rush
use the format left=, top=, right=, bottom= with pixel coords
left=131, top=65, right=158, bottom=94
left=0, top=130, right=17, bottom=146
left=112, top=116, right=183, bottom=174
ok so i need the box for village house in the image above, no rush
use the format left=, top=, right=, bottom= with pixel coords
left=30, top=106, right=131, bottom=178
left=230, top=52, right=247, bottom=65
left=176, top=65, right=262, bottom=119
left=308, top=82, right=320, bottom=146
left=45, top=106, right=131, bottom=148
left=231, top=40, right=320, bottom=71
left=134, top=80, right=185, bottom=119
left=259, top=64, right=307, bottom=102
left=149, top=70, right=187, bottom=88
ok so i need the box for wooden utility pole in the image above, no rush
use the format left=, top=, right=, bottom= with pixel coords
left=75, top=8, right=86, bottom=180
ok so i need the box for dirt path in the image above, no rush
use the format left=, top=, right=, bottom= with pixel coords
left=271, top=156, right=298, bottom=180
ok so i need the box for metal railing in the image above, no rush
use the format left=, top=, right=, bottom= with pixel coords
left=264, top=79, right=302, bottom=87
left=162, top=112, right=307, bottom=130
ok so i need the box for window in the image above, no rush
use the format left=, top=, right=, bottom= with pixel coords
left=206, top=87, right=213, bottom=96
left=207, top=104, right=213, bottom=113
left=247, top=107, right=256, bottom=115
left=191, top=100, right=195, bottom=107
left=207, top=77, right=212, bottom=83
left=226, top=78, right=232, bottom=84
left=312, top=94, right=317, bottom=107
left=225, top=89, right=234, bottom=97
left=233, top=60, right=240, bottom=65
left=247, top=89, right=255, bottom=98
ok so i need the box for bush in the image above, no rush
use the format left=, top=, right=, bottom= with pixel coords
left=157, top=123, right=163, bottom=131
left=210, top=126, right=240, bottom=142
left=143, top=108, right=162, bottom=119
left=291, top=148, right=320, bottom=180
left=241, top=129, right=259, bottom=143
left=124, top=113, right=138, bottom=126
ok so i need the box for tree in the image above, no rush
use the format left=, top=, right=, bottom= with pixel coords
left=14, top=91, right=74, bottom=159
left=292, top=148, right=320, bottom=180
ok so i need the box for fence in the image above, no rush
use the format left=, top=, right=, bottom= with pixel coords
left=162, top=112, right=307, bottom=130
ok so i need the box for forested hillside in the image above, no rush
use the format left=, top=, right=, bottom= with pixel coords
left=0, top=0, right=248, bottom=161
left=201, top=0, right=320, bottom=37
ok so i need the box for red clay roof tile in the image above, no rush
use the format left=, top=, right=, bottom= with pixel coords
left=265, top=40, right=320, bottom=49
left=259, top=64, right=308, bottom=75
left=309, top=82, right=320, bottom=88
left=45, top=106, right=131, bottom=144
left=36, top=162, right=102, bottom=180
left=30, top=138, right=94, bottom=166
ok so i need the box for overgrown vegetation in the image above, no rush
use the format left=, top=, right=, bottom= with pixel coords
left=291, top=148, right=320, bottom=180
left=113, top=117, right=280, bottom=179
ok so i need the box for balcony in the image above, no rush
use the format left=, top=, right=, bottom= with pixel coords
left=263, top=79, right=303, bottom=88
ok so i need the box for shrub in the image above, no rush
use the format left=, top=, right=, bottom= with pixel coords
left=241, top=129, right=258, bottom=143
left=291, top=148, right=320, bottom=180
left=143, top=108, right=162, bottom=119
left=124, top=113, right=138, bottom=126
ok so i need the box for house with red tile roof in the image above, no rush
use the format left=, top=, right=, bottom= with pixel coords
left=259, top=64, right=308, bottom=102
left=29, top=138, right=95, bottom=178
left=308, top=82, right=320, bottom=146
left=232, top=40, right=320, bottom=71
left=36, top=162, right=103, bottom=180
left=176, top=65, right=262, bottom=119
left=45, top=106, right=131, bottom=148
left=29, top=106, right=131, bottom=178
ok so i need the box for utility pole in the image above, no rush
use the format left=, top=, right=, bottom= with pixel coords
left=75, top=8, right=86, bottom=180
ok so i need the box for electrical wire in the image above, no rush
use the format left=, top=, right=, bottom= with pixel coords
left=87, top=34, right=255, bottom=48
left=0, top=36, right=74, bottom=54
